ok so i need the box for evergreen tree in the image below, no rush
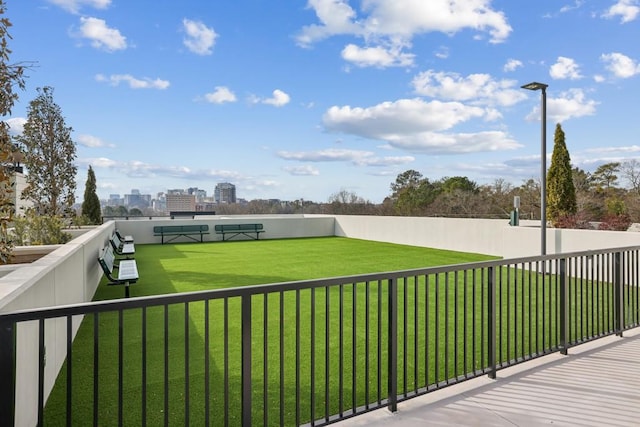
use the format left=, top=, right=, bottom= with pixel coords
left=0, top=0, right=26, bottom=262
left=17, top=86, right=77, bottom=217
left=81, top=166, right=101, bottom=224
left=546, top=123, right=577, bottom=225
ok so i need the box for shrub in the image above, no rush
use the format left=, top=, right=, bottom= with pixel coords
left=553, top=211, right=593, bottom=229
left=598, top=213, right=632, bottom=231
left=11, top=211, right=72, bottom=245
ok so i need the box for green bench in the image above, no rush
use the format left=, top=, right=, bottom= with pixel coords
left=98, top=244, right=139, bottom=298
left=214, top=223, right=264, bottom=241
left=153, top=224, right=210, bottom=244
left=110, top=232, right=135, bottom=258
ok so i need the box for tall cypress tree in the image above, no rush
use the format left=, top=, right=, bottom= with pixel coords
left=81, top=166, right=101, bottom=224
left=547, top=123, right=577, bottom=225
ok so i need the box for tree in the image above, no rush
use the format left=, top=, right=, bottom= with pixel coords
left=440, top=176, right=478, bottom=194
left=621, top=159, right=640, bottom=195
left=81, top=166, right=101, bottom=224
left=546, top=124, right=576, bottom=225
left=0, top=0, right=26, bottom=262
left=17, top=86, right=77, bottom=216
left=591, top=162, right=620, bottom=193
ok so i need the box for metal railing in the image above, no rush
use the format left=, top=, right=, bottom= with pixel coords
left=1, top=246, right=639, bottom=426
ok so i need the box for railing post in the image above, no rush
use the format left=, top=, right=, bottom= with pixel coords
left=560, top=258, right=569, bottom=355
left=241, top=295, right=252, bottom=427
left=387, top=278, right=398, bottom=412
left=0, top=317, right=16, bottom=426
left=615, top=252, right=624, bottom=337
left=487, top=266, right=496, bottom=380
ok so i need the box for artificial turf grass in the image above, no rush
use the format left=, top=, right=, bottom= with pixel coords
left=44, top=237, right=620, bottom=425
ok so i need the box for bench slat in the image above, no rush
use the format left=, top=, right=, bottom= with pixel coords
left=214, top=223, right=265, bottom=241
left=153, top=224, right=210, bottom=244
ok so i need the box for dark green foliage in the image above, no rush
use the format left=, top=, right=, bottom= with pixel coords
left=12, top=210, right=72, bottom=245
left=546, top=124, right=577, bottom=226
left=591, top=162, right=620, bottom=192
left=0, top=0, right=26, bottom=262
left=81, top=166, right=101, bottom=224
left=17, top=86, right=77, bottom=217
left=440, top=176, right=478, bottom=193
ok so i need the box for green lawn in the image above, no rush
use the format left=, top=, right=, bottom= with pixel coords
left=46, top=237, right=590, bottom=426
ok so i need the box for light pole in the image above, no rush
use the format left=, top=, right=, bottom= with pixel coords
left=521, top=81, right=548, bottom=255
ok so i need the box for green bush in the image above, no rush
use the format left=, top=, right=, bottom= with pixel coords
left=12, top=211, right=72, bottom=245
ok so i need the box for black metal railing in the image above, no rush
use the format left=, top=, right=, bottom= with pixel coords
left=1, top=247, right=639, bottom=426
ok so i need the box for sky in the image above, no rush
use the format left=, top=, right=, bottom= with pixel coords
left=4, top=0, right=640, bottom=204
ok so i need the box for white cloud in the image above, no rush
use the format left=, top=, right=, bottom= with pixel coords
left=296, top=0, right=511, bottom=69
left=383, top=131, right=521, bottom=154
left=549, top=56, right=583, bottom=80
left=503, top=59, right=523, bottom=72
left=321, top=98, right=520, bottom=154
left=324, top=98, right=485, bottom=136
left=6, top=117, right=26, bottom=135
left=297, top=0, right=512, bottom=49
left=79, top=157, right=119, bottom=168
left=76, top=134, right=114, bottom=148
left=47, top=0, right=110, bottom=14
left=283, top=165, right=321, bottom=176
left=182, top=19, right=218, bottom=55
left=95, top=74, right=170, bottom=90
left=279, top=148, right=373, bottom=162
left=524, top=89, right=598, bottom=123
left=78, top=17, right=127, bottom=51
left=296, top=0, right=361, bottom=46
left=601, top=52, right=640, bottom=78
left=341, top=43, right=414, bottom=68
left=278, top=148, right=414, bottom=167
left=255, top=89, right=290, bottom=107
left=602, top=0, right=640, bottom=23
left=411, top=70, right=527, bottom=107
left=434, top=46, right=449, bottom=59
left=204, top=86, right=237, bottom=104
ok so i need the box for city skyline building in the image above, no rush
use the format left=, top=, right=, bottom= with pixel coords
left=215, top=183, right=236, bottom=204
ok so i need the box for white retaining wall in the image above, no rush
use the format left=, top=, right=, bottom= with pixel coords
left=0, top=222, right=115, bottom=427
left=332, top=215, right=640, bottom=257
left=114, top=214, right=336, bottom=244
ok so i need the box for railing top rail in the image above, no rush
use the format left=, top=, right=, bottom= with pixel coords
left=3, top=244, right=640, bottom=323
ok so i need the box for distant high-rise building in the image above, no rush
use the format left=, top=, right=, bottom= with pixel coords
left=188, top=187, right=207, bottom=203
left=214, top=182, right=236, bottom=204
left=167, top=188, right=186, bottom=195
left=124, top=189, right=151, bottom=209
left=166, top=194, right=196, bottom=212
left=108, top=194, right=122, bottom=207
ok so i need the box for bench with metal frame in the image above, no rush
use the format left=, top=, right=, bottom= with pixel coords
left=110, top=233, right=135, bottom=258
left=98, top=244, right=139, bottom=298
left=153, top=224, right=210, bottom=244
left=115, top=229, right=134, bottom=243
left=214, top=223, right=265, bottom=241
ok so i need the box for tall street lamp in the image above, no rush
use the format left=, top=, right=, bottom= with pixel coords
left=521, top=81, right=548, bottom=255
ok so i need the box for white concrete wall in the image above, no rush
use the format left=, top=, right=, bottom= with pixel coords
left=114, top=215, right=336, bottom=244
left=0, top=222, right=114, bottom=427
left=333, top=215, right=640, bottom=257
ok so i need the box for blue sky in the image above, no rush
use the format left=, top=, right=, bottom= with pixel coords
left=5, top=0, right=640, bottom=203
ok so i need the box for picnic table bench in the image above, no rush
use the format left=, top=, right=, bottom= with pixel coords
left=110, top=233, right=135, bottom=258
left=153, top=224, right=210, bottom=244
left=214, top=223, right=264, bottom=241
left=98, top=244, right=139, bottom=298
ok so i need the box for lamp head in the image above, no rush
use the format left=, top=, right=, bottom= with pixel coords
left=521, top=82, right=548, bottom=91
